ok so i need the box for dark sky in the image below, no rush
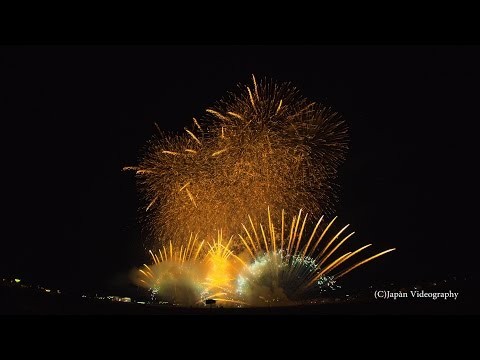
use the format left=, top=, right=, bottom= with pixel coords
left=1, top=46, right=477, bottom=294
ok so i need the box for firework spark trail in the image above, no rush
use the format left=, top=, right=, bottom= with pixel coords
left=126, top=75, right=348, bottom=247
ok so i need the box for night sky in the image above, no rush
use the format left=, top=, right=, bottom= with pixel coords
left=2, top=46, right=477, bottom=295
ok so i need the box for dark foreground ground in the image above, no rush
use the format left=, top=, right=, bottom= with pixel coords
left=1, top=278, right=478, bottom=315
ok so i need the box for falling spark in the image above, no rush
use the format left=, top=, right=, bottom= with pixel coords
left=227, top=111, right=245, bottom=121
left=122, top=166, right=138, bottom=171
left=193, top=117, right=202, bottom=132
left=185, top=187, right=197, bottom=207
left=247, top=86, right=256, bottom=109
left=178, top=182, right=190, bottom=192
left=275, top=99, right=283, bottom=115
left=162, top=150, right=180, bottom=156
left=146, top=195, right=159, bottom=212
left=206, top=109, right=229, bottom=121
left=211, top=148, right=228, bottom=157
left=184, top=128, right=201, bottom=145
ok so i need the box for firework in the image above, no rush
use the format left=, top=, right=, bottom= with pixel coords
left=131, top=236, right=207, bottom=305
left=234, top=207, right=395, bottom=306
left=124, top=75, right=348, bottom=246
left=127, top=75, right=395, bottom=307
left=203, top=75, right=348, bottom=219
left=200, top=231, right=249, bottom=306
left=135, top=208, right=395, bottom=307
left=134, top=233, right=246, bottom=306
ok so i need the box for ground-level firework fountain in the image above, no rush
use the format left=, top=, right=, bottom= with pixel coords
left=132, top=208, right=395, bottom=307
left=126, top=75, right=395, bottom=307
